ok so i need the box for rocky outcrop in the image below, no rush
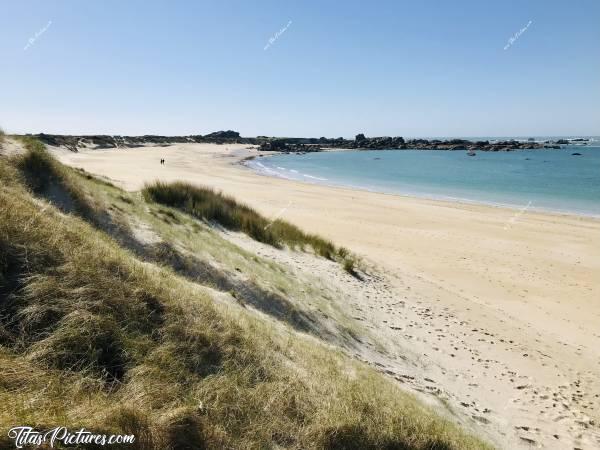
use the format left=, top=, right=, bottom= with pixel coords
left=255, top=135, right=575, bottom=153
left=30, top=131, right=585, bottom=153
left=258, top=140, right=321, bottom=153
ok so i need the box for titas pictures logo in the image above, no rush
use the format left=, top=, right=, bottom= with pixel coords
left=7, top=426, right=135, bottom=448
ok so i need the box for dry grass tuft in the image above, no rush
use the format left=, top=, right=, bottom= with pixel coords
left=142, top=181, right=342, bottom=260
left=14, top=136, right=98, bottom=219
left=0, top=142, right=490, bottom=449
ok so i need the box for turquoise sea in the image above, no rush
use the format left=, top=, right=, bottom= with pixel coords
left=246, top=144, right=600, bottom=216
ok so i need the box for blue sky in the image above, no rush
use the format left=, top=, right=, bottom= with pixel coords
left=1, top=0, right=599, bottom=137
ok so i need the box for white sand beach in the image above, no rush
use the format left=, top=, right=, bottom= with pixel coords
left=51, top=143, right=600, bottom=449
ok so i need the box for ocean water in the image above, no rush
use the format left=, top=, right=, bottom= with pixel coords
left=246, top=145, right=600, bottom=216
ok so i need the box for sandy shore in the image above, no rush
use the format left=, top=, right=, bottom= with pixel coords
left=52, top=143, right=600, bottom=449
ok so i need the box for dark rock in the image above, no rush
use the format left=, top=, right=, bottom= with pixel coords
left=204, top=130, right=240, bottom=139
left=31, top=131, right=558, bottom=155
left=258, top=139, right=321, bottom=153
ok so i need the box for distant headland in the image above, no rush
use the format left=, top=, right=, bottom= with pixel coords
left=29, top=130, right=591, bottom=153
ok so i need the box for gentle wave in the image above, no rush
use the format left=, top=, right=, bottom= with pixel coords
left=244, top=149, right=600, bottom=217
left=246, top=160, right=328, bottom=182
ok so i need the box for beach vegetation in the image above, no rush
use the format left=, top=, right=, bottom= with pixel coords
left=0, top=141, right=490, bottom=449
left=343, top=256, right=359, bottom=278
left=14, top=136, right=98, bottom=219
left=142, top=181, right=340, bottom=261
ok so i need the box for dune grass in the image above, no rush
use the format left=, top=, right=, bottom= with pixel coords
left=0, top=143, right=491, bottom=449
left=142, top=181, right=347, bottom=262
left=13, top=136, right=98, bottom=219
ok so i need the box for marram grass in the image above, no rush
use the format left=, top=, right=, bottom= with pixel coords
left=142, top=181, right=360, bottom=271
left=0, top=141, right=491, bottom=449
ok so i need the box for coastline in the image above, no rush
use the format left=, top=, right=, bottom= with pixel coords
left=242, top=151, right=600, bottom=219
left=50, top=142, right=600, bottom=449
left=50, top=143, right=600, bottom=347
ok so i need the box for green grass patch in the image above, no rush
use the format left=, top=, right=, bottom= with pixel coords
left=142, top=181, right=341, bottom=260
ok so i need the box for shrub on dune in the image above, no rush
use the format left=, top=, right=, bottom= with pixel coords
left=142, top=181, right=339, bottom=261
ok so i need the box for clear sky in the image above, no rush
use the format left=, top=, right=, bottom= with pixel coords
left=1, top=0, right=599, bottom=137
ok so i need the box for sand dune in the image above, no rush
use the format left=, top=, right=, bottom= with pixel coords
left=51, top=143, right=600, bottom=449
